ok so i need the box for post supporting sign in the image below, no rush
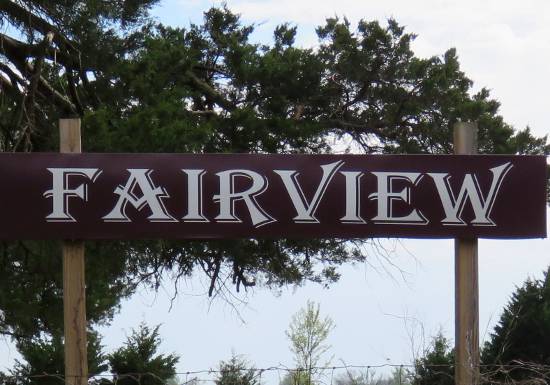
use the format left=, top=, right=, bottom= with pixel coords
left=454, top=122, right=480, bottom=385
left=60, top=119, right=88, bottom=385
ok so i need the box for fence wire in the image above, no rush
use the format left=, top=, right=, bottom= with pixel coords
left=2, top=363, right=550, bottom=385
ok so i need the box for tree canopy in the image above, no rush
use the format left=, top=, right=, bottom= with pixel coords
left=0, top=0, right=549, bottom=372
left=481, top=268, right=550, bottom=382
left=2, top=2, right=548, bottom=155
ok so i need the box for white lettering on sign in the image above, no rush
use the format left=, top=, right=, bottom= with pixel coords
left=213, top=169, right=274, bottom=227
left=42, top=161, right=517, bottom=230
left=102, top=169, right=176, bottom=222
left=274, top=161, right=343, bottom=223
left=181, top=169, right=208, bottom=222
left=340, top=171, right=366, bottom=223
left=44, top=168, right=102, bottom=222
left=369, top=172, right=428, bottom=225
left=427, top=162, right=513, bottom=226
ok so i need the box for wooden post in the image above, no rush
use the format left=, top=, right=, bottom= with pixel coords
left=454, top=122, right=479, bottom=385
left=60, top=119, right=88, bottom=385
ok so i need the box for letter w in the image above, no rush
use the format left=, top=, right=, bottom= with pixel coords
left=427, top=162, right=513, bottom=226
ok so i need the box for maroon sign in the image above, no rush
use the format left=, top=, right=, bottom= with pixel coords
left=0, top=153, right=546, bottom=240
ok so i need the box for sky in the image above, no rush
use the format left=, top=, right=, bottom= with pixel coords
left=1, top=0, right=550, bottom=383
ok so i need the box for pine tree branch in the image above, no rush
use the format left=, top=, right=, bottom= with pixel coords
left=0, top=73, right=17, bottom=94
left=0, top=327, right=28, bottom=339
left=321, top=118, right=387, bottom=135
left=27, top=32, right=54, bottom=113
left=0, top=32, right=80, bottom=69
left=1, top=44, right=77, bottom=115
left=0, top=0, right=77, bottom=52
left=0, top=62, right=26, bottom=88
left=184, top=70, right=237, bottom=112
left=24, top=61, right=77, bottom=114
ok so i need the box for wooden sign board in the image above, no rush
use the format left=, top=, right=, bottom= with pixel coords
left=0, top=153, right=546, bottom=239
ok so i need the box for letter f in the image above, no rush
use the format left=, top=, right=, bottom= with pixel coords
left=44, top=168, right=102, bottom=222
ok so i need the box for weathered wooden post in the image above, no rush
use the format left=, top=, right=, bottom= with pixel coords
left=60, top=118, right=88, bottom=385
left=454, top=121, right=480, bottom=385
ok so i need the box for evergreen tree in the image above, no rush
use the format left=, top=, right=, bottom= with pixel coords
left=107, top=324, right=179, bottom=385
left=411, top=333, right=454, bottom=385
left=9, top=331, right=106, bottom=385
left=481, top=268, right=550, bottom=383
left=215, top=355, right=259, bottom=385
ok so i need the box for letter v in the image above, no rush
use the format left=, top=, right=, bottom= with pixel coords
left=274, top=161, right=344, bottom=223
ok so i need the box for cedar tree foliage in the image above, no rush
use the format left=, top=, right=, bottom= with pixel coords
left=481, top=268, right=550, bottom=383
left=107, top=324, right=179, bottom=385
left=215, top=355, right=259, bottom=385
